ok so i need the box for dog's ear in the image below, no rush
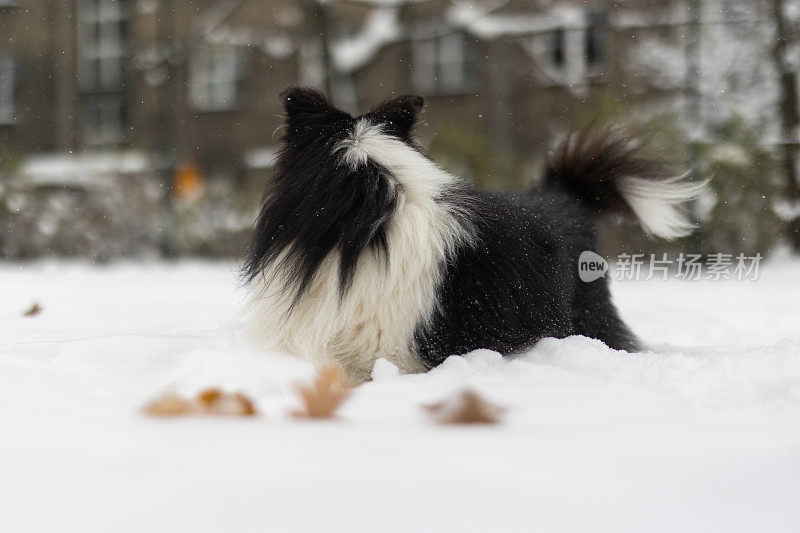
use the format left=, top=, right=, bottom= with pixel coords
left=280, top=87, right=339, bottom=130
left=366, top=95, right=424, bottom=140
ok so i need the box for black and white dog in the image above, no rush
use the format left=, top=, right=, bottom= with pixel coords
left=244, top=87, right=703, bottom=382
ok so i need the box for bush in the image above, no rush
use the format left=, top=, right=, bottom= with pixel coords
left=698, top=117, right=783, bottom=256
left=427, top=120, right=527, bottom=189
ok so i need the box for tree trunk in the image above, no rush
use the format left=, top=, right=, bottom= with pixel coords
left=311, top=0, right=334, bottom=101
left=684, top=0, right=704, bottom=253
left=488, top=38, right=513, bottom=186
left=769, top=0, right=800, bottom=251
left=156, top=0, right=177, bottom=258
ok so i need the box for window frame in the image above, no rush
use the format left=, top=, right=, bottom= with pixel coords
left=77, top=0, right=130, bottom=92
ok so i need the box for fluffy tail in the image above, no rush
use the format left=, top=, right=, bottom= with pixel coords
left=544, top=125, right=707, bottom=240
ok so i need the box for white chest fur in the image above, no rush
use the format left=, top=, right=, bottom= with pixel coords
left=247, top=120, right=473, bottom=382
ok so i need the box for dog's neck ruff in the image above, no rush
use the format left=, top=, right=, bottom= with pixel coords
left=248, top=118, right=474, bottom=382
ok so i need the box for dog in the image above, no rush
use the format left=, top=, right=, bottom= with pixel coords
left=244, top=87, right=704, bottom=382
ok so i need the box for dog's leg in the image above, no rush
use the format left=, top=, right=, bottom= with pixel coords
left=570, top=276, right=641, bottom=352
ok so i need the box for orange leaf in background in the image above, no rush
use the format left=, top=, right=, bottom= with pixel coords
left=173, top=162, right=204, bottom=201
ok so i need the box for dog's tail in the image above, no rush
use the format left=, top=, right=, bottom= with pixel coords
left=544, top=125, right=707, bottom=240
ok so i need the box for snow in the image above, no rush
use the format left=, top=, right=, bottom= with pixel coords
left=331, top=7, right=401, bottom=73
left=2, top=259, right=800, bottom=532
left=243, top=146, right=278, bottom=169
left=19, top=152, right=150, bottom=187
left=447, top=2, right=571, bottom=40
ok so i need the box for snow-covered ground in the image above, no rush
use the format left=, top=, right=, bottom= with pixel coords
left=2, top=259, right=799, bottom=532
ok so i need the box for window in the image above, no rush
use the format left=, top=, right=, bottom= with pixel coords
left=551, top=28, right=566, bottom=69
left=412, top=33, right=474, bottom=94
left=0, top=56, right=16, bottom=124
left=78, top=0, right=129, bottom=91
left=189, top=45, right=246, bottom=112
left=585, top=10, right=607, bottom=72
left=544, top=9, right=607, bottom=85
left=82, top=95, right=127, bottom=145
left=78, top=0, right=130, bottom=145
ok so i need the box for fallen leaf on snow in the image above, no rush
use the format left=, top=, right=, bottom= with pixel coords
left=142, top=389, right=258, bottom=417
left=291, top=366, right=351, bottom=420
left=423, top=389, right=506, bottom=425
left=22, top=302, right=43, bottom=317
left=196, top=388, right=257, bottom=416
left=142, top=393, right=195, bottom=417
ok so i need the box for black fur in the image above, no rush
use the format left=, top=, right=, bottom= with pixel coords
left=415, top=188, right=639, bottom=368
left=543, top=126, right=671, bottom=218
left=244, top=88, right=401, bottom=303
left=362, top=94, right=424, bottom=144
left=246, top=87, right=664, bottom=371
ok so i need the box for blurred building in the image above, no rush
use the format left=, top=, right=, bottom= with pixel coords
left=0, top=0, right=792, bottom=258
left=0, top=0, right=697, bottom=180
left=0, top=0, right=289, bottom=180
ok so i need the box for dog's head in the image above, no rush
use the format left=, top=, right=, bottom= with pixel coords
left=245, top=87, right=436, bottom=302
left=279, top=86, right=423, bottom=151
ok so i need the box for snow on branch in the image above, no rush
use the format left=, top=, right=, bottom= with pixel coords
left=200, top=0, right=245, bottom=35
left=331, top=7, right=401, bottom=73
left=447, top=0, right=564, bottom=39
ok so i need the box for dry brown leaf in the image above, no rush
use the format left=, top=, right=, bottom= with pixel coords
left=142, top=393, right=196, bottom=417
left=196, top=388, right=258, bottom=416
left=231, top=392, right=258, bottom=416
left=22, top=302, right=42, bottom=317
left=291, top=366, right=351, bottom=419
left=142, top=389, right=258, bottom=418
left=424, top=389, right=506, bottom=425
left=197, top=388, right=223, bottom=406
